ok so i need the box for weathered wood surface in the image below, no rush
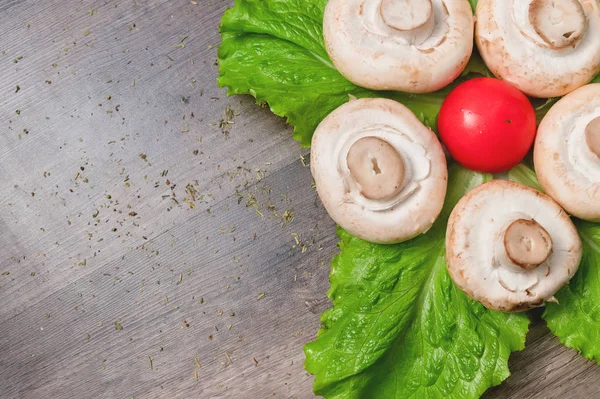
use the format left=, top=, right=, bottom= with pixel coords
left=0, top=1, right=598, bottom=398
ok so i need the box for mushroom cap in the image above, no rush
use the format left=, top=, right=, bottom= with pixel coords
left=534, top=83, right=600, bottom=222
left=476, top=0, right=600, bottom=98
left=446, top=180, right=582, bottom=312
left=323, top=0, right=474, bottom=93
left=311, top=98, right=448, bottom=244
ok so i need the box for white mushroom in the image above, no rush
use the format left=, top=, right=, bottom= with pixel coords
left=323, top=0, right=474, bottom=93
left=476, top=0, right=600, bottom=98
left=534, top=83, right=600, bottom=221
left=311, top=98, right=448, bottom=244
left=446, top=180, right=582, bottom=312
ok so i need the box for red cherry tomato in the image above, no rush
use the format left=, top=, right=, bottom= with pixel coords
left=437, top=78, right=537, bottom=173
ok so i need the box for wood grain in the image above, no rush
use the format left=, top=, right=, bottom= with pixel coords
left=0, top=1, right=597, bottom=398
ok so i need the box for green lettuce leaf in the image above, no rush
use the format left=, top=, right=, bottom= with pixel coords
left=547, top=221, right=600, bottom=363
left=509, top=164, right=600, bottom=363
left=507, top=164, right=543, bottom=192
left=304, top=165, right=529, bottom=399
left=218, top=0, right=488, bottom=147
left=533, top=98, right=559, bottom=124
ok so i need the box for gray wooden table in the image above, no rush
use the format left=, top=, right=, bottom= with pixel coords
left=0, top=1, right=598, bottom=398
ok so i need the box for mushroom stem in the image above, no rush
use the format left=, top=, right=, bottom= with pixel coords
left=586, top=116, right=600, bottom=158
left=346, top=137, right=406, bottom=201
left=503, top=219, right=553, bottom=270
left=529, top=0, right=587, bottom=49
left=380, top=0, right=435, bottom=43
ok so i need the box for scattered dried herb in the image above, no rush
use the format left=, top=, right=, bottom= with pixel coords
left=173, top=35, right=188, bottom=49
left=282, top=210, right=294, bottom=225
left=219, top=106, right=236, bottom=136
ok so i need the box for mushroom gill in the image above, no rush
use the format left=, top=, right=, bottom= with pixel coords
left=446, top=180, right=582, bottom=312
left=311, top=98, right=448, bottom=244
left=323, top=0, right=474, bottom=93
left=535, top=84, right=600, bottom=222
left=475, top=0, right=600, bottom=97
